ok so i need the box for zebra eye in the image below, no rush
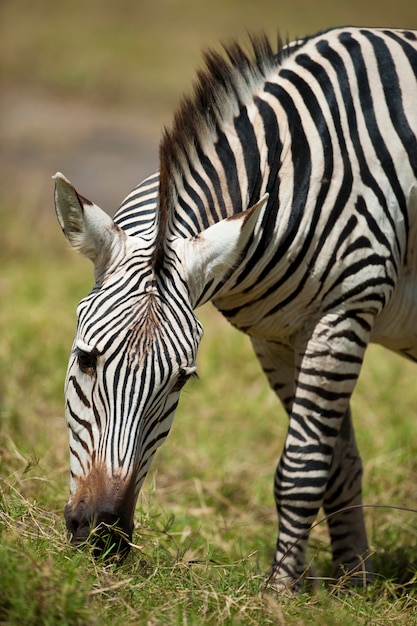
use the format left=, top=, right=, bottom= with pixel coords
left=171, top=368, right=198, bottom=392
left=77, top=349, right=97, bottom=374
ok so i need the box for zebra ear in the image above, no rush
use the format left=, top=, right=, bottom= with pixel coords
left=175, top=193, right=269, bottom=307
left=54, top=172, right=126, bottom=277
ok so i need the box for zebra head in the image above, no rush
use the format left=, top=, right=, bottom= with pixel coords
left=54, top=172, right=267, bottom=555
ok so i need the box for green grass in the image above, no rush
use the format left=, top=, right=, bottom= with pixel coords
left=2, top=1, right=417, bottom=623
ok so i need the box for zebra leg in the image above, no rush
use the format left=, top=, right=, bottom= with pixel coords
left=323, top=406, right=374, bottom=584
left=272, top=316, right=372, bottom=590
left=250, top=338, right=309, bottom=585
left=253, top=314, right=371, bottom=590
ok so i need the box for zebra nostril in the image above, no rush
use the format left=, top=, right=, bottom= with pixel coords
left=70, top=518, right=79, bottom=534
left=64, top=502, right=90, bottom=543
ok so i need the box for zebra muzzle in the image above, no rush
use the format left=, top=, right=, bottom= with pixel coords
left=64, top=470, right=136, bottom=559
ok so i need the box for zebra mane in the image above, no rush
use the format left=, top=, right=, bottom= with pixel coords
left=154, top=32, right=302, bottom=270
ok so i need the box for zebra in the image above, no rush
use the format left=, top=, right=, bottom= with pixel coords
left=54, top=26, right=417, bottom=590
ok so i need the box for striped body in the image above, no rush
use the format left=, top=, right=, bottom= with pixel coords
left=55, top=26, right=417, bottom=589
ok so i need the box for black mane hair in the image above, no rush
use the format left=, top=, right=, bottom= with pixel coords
left=154, top=32, right=304, bottom=270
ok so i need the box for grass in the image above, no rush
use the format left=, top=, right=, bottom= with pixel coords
left=2, top=1, right=417, bottom=624
left=1, top=201, right=417, bottom=624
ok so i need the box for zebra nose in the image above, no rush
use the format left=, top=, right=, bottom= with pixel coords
left=64, top=500, right=90, bottom=542
left=64, top=502, right=133, bottom=558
